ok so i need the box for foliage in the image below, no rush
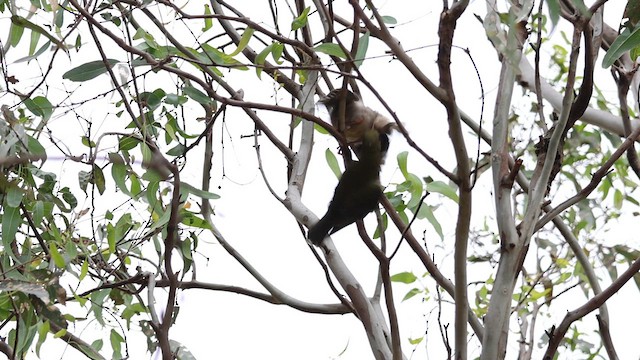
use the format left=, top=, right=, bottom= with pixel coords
left=0, top=1, right=639, bottom=360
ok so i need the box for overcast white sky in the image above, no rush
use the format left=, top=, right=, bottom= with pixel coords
left=3, top=0, right=640, bottom=359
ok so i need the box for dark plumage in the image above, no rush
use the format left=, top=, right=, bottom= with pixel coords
left=308, top=129, right=384, bottom=245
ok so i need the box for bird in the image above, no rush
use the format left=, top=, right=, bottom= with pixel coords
left=308, top=129, right=385, bottom=245
left=319, top=89, right=397, bottom=148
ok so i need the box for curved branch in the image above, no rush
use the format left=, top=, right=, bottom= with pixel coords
left=381, top=197, right=485, bottom=342
left=543, top=256, right=640, bottom=359
left=154, top=279, right=349, bottom=314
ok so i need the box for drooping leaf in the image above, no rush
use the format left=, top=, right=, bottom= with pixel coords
left=6, top=183, right=24, bottom=207
left=255, top=43, right=275, bottom=78
left=27, top=136, right=47, bottom=162
left=230, top=27, right=254, bottom=56
left=354, top=31, right=370, bottom=67
left=110, top=329, right=124, bottom=359
left=1, top=204, right=21, bottom=253
left=9, top=18, right=25, bottom=47
left=63, top=59, right=120, bottom=82
left=202, top=4, right=213, bottom=31
left=59, top=187, right=78, bottom=209
left=24, top=96, right=53, bottom=121
left=181, top=182, right=220, bottom=200
left=415, top=203, right=443, bottom=240
left=35, top=321, right=50, bottom=357
left=183, top=85, right=214, bottom=106
left=602, top=25, right=640, bottom=68
left=78, top=170, right=90, bottom=193
left=118, top=136, right=140, bottom=151
left=166, top=93, right=188, bottom=106
left=390, top=272, right=417, bottom=284
left=29, top=28, right=41, bottom=56
left=180, top=212, right=211, bottom=229
left=546, top=0, right=560, bottom=30
left=92, top=164, right=106, bottom=195
left=402, top=288, right=422, bottom=301
left=271, top=42, right=284, bottom=64
left=314, top=43, right=347, bottom=59
left=325, top=148, right=342, bottom=179
left=427, top=180, right=459, bottom=203
left=79, top=260, right=89, bottom=281
left=49, top=243, right=66, bottom=268
left=291, top=7, right=310, bottom=31
left=15, top=40, right=50, bottom=63
left=397, top=151, right=409, bottom=178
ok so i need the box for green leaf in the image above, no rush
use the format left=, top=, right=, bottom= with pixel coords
left=118, top=136, right=140, bottom=151
left=63, top=59, right=119, bottom=82
left=613, top=189, right=623, bottom=209
left=2, top=204, right=21, bottom=253
left=291, top=7, right=310, bottom=31
left=626, top=1, right=640, bottom=26
left=390, top=272, right=417, bottom=284
left=6, top=184, right=24, bottom=207
left=181, top=182, right=220, bottom=200
left=405, top=173, right=424, bottom=208
left=272, top=42, right=284, bottom=64
left=166, top=143, right=186, bottom=156
left=9, top=19, right=25, bottom=47
left=78, top=170, right=90, bottom=193
left=81, top=136, right=96, bottom=148
left=15, top=40, right=50, bottom=63
left=29, top=28, right=41, bottom=56
left=202, top=4, right=213, bottom=31
left=180, top=212, right=211, bottom=229
left=91, top=339, right=103, bottom=352
left=79, top=260, right=89, bottom=281
left=381, top=16, right=398, bottom=25
left=54, top=7, right=64, bottom=28
left=35, top=321, right=50, bottom=357
left=24, top=96, right=54, bottom=121
left=397, top=151, right=409, bottom=177
left=27, top=136, right=47, bottom=161
left=138, top=89, right=166, bottom=110
left=314, top=43, right=347, bottom=59
left=602, top=25, right=640, bottom=68
left=230, top=27, right=254, bottom=56
left=33, top=201, right=44, bottom=225
left=402, top=288, right=422, bottom=301
left=106, top=224, right=116, bottom=256
left=427, top=180, right=459, bottom=203
left=49, top=243, right=66, bottom=268
left=110, top=329, right=124, bottom=359
left=183, top=85, right=213, bottom=106
left=166, top=93, right=188, bottom=106
left=92, top=164, right=106, bottom=195
left=416, top=203, right=443, bottom=240
left=325, top=148, right=342, bottom=179
left=255, top=43, right=275, bottom=78
left=354, top=31, right=370, bottom=67
left=546, top=0, right=560, bottom=30
left=314, top=122, right=329, bottom=134
left=60, top=187, right=78, bottom=209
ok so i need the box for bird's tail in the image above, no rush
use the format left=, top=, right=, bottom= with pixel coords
left=308, top=215, right=334, bottom=245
